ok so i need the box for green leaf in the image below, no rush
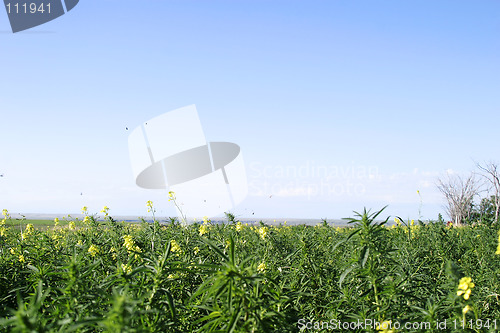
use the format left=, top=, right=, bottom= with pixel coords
left=339, top=265, right=356, bottom=288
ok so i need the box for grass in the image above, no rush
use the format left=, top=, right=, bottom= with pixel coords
left=6, top=218, right=142, bottom=230
left=10, top=219, right=58, bottom=227
left=0, top=206, right=499, bottom=332
left=5, top=219, right=86, bottom=230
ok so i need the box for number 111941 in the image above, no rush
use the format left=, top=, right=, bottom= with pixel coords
left=5, top=3, right=51, bottom=14
left=453, top=319, right=497, bottom=330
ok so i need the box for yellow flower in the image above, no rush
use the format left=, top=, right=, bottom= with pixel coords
left=410, top=219, right=415, bottom=226
left=199, top=224, right=209, bottom=236
left=168, top=191, right=175, bottom=201
left=54, top=217, right=59, bottom=225
left=10, top=248, right=15, bottom=255
left=81, top=206, right=88, bottom=214
left=496, top=232, right=500, bottom=255
left=257, top=262, right=267, bottom=273
left=457, top=277, right=474, bottom=300
left=100, top=206, right=109, bottom=215
left=258, top=226, right=269, bottom=240
left=0, top=226, right=6, bottom=236
left=109, top=247, right=117, bottom=259
left=25, top=224, right=34, bottom=235
left=194, top=246, right=200, bottom=255
left=377, top=320, right=396, bottom=333
left=462, top=305, right=471, bottom=314
left=18, top=255, right=25, bottom=263
left=83, top=216, right=90, bottom=224
left=2, top=209, right=8, bottom=217
left=121, top=263, right=132, bottom=275
left=170, top=240, right=181, bottom=254
left=68, top=221, right=76, bottom=230
left=123, top=235, right=133, bottom=249
left=123, top=235, right=141, bottom=253
left=88, top=244, right=99, bottom=257
left=235, top=221, right=243, bottom=232
left=146, top=200, right=153, bottom=212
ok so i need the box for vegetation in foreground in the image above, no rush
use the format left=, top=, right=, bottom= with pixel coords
left=0, top=204, right=500, bottom=332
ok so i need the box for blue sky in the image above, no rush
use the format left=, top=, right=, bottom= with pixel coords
left=1, top=0, right=499, bottom=220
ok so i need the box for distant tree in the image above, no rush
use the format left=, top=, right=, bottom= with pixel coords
left=476, top=161, right=500, bottom=223
left=437, top=172, right=480, bottom=226
left=470, top=195, right=497, bottom=226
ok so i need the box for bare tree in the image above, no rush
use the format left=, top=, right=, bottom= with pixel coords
left=476, top=161, right=500, bottom=223
left=437, top=172, right=480, bottom=226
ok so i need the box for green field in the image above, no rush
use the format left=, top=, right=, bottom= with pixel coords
left=11, top=219, right=54, bottom=225
left=5, top=219, right=88, bottom=231
left=1, top=208, right=499, bottom=332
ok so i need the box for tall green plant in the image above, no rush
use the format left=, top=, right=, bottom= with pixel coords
left=338, top=207, right=396, bottom=321
left=190, top=235, right=293, bottom=332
